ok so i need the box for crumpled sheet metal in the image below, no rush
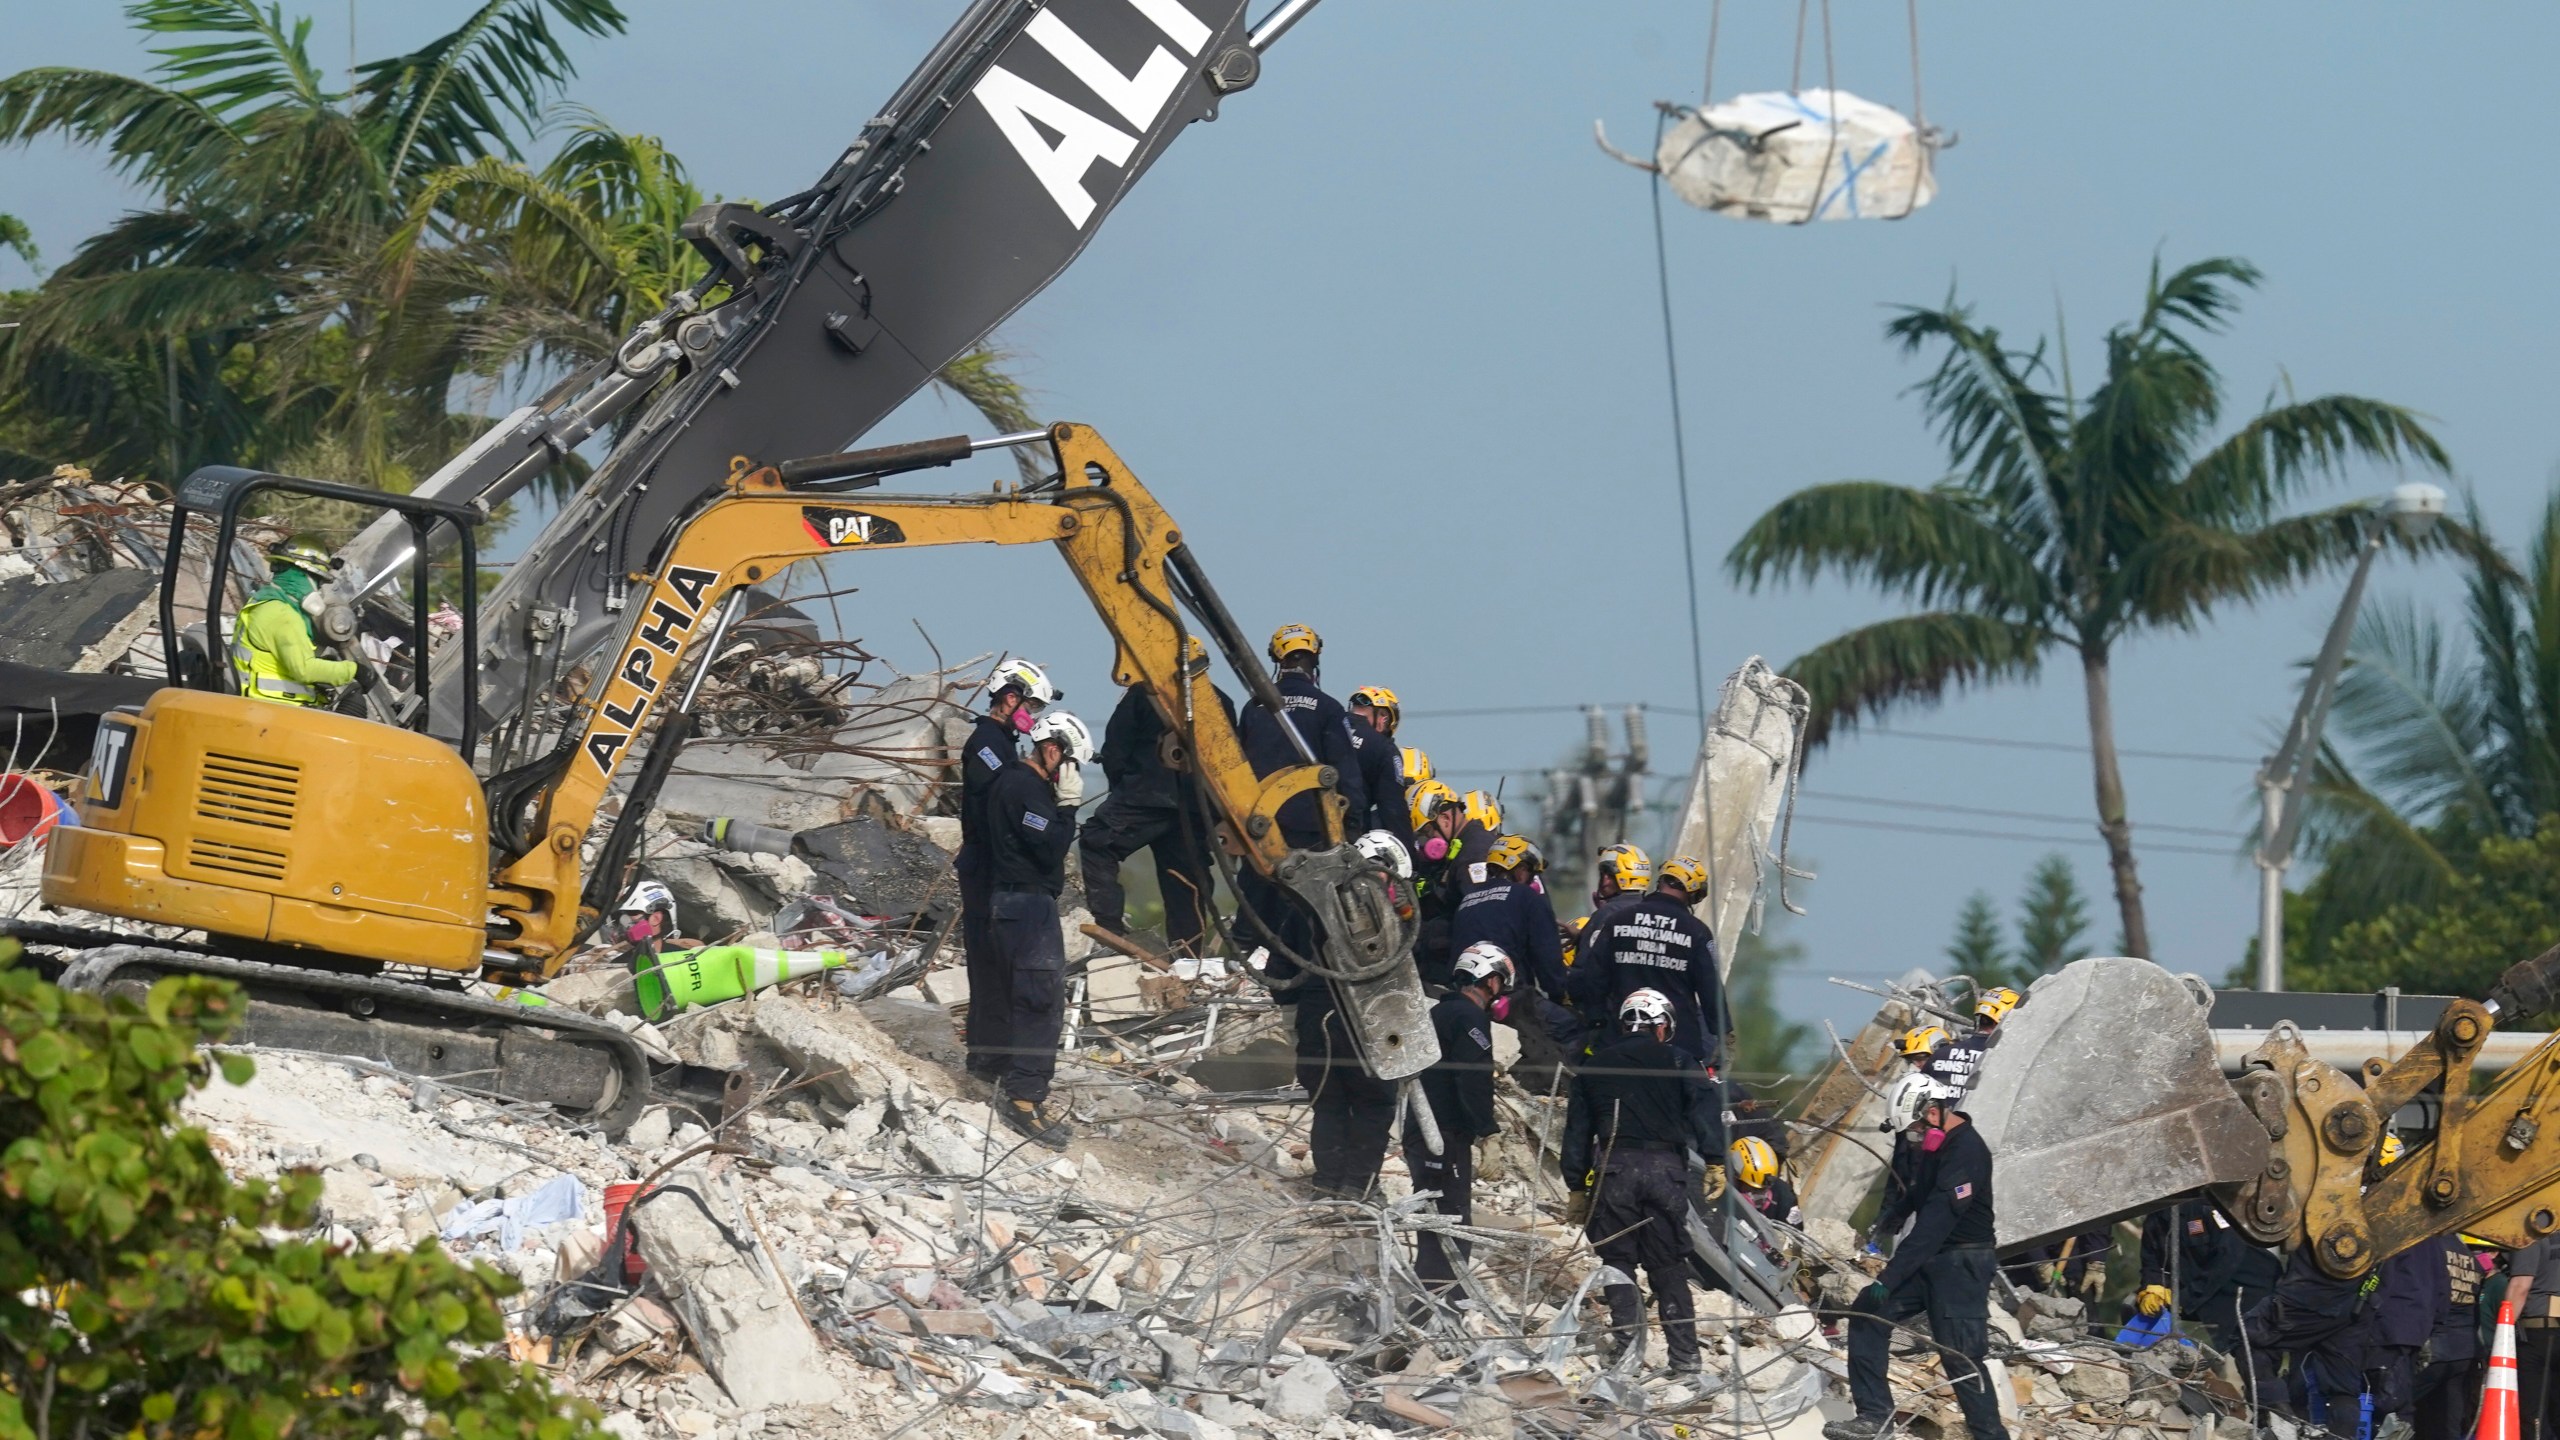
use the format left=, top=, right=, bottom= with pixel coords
left=1965, top=957, right=2271, bottom=1251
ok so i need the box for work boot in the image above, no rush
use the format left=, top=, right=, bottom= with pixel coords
left=1601, top=1283, right=1647, bottom=1366
left=1002, top=1097, right=1072, bottom=1151
left=1822, top=1417, right=1893, bottom=1440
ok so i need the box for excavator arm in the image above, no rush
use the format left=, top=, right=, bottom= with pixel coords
left=330, top=0, right=1319, bottom=750
left=486, top=423, right=1439, bottom=1082
left=2210, top=944, right=2560, bottom=1276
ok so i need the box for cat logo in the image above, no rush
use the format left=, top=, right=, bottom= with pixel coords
left=801, top=505, right=907, bottom=549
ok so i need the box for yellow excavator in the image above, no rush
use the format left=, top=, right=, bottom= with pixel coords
left=19, top=424, right=1434, bottom=1132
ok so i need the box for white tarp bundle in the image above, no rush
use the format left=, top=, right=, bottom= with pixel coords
left=1656, top=87, right=1935, bottom=223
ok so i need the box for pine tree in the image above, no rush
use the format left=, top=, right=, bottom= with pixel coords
left=1945, top=891, right=2011, bottom=987
left=1727, top=928, right=1814, bottom=1081
left=2017, top=854, right=2093, bottom=977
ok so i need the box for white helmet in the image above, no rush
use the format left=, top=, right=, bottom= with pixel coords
left=618, top=879, right=676, bottom=917
left=1353, top=829, right=1413, bottom=880
left=985, top=658, right=1060, bottom=707
left=1452, top=941, right=1515, bottom=994
left=1885, top=1071, right=1949, bottom=1134
left=1022, top=710, right=1094, bottom=763
left=1618, top=987, right=1675, bottom=1033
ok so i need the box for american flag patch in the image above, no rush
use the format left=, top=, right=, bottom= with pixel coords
left=1954, top=1182, right=1973, bottom=1200
left=1022, top=811, right=1049, bottom=831
left=977, top=745, right=1004, bottom=771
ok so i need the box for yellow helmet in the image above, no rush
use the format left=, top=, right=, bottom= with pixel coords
left=270, top=537, right=337, bottom=581
left=1900, top=1024, right=1948, bottom=1059
left=1268, top=623, right=1322, bottom=663
left=1564, top=914, right=1591, bottom=968
left=1975, top=987, right=2022, bottom=1027
left=2379, top=1134, right=2405, bottom=1168
left=1655, top=854, right=1708, bottom=900
left=1349, top=685, right=1401, bottom=731
left=1484, top=834, right=1544, bottom=875
left=1399, top=746, right=1433, bottom=786
left=1408, top=779, right=1460, bottom=832
left=1461, top=790, right=1503, bottom=832
left=1596, top=843, right=1652, bottom=894
left=1730, top=1136, right=1780, bottom=1190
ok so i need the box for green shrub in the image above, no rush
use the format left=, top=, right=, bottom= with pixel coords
left=0, top=954, right=602, bottom=1438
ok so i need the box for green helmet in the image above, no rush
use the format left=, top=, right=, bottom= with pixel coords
left=270, top=538, right=335, bottom=581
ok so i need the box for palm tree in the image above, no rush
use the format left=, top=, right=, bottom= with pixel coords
left=2285, top=491, right=2560, bottom=953
left=0, top=0, right=626, bottom=485
left=1726, top=258, right=2451, bottom=956
left=0, top=213, right=34, bottom=270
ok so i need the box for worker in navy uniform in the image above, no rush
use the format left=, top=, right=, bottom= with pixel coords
left=1928, top=987, right=2017, bottom=1094
left=1561, top=987, right=1722, bottom=1373
left=1344, top=685, right=1413, bottom=840
left=983, top=710, right=1090, bottom=1150
left=2506, top=1232, right=2560, bottom=1440
left=1566, top=853, right=1724, bottom=1065
left=2135, top=1197, right=2252, bottom=1350
left=1450, top=834, right=1581, bottom=1088
left=1078, top=639, right=1235, bottom=954
left=1830, top=1074, right=2007, bottom=1440
left=955, top=658, right=1057, bottom=1083
left=1728, top=1136, right=1799, bottom=1225
left=2243, top=1243, right=2373, bottom=1438
left=1405, top=781, right=1465, bottom=986
left=1448, top=790, right=1506, bottom=894
left=1408, top=942, right=1512, bottom=1295
left=2411, top=1234, right=2496, bottom=1440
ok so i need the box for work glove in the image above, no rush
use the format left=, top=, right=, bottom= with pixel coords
left=1698, top=1162, right=1727, bottom=1204
left=1053, top=762, right=1085, bottom=808
left=1853, top=1281, right=1890, bottom=1316
left=1563, top=1190, right=1593, bottom=1227
left=2077, top=1261, right=2107, bottom=1304
left=351, top=659, right=381, bottom=694
left=2136, top=1283, right=2172, bottom=1318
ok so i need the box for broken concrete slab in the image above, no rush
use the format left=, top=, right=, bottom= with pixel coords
left=1262, top=1355, right=1349, bottom=1424
left=631, top=1168, right=842, bottom=1411
left=745, top=994, right=903, bottom=1109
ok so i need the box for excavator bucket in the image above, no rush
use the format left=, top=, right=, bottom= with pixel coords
left=1963, top=957, right=2273, bottom=1251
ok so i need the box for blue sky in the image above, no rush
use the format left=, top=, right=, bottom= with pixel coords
left=7, top=2, right=2554, bottom=1048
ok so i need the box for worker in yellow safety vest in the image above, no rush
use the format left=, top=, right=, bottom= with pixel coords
left=230, top=539, right=371, bottom=705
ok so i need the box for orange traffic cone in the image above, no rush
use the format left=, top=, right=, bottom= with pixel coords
left=2479, top=1299, right=2522, bottom=1440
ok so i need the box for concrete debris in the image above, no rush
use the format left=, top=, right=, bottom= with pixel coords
left=633, top=1168, right=844, bottom=1411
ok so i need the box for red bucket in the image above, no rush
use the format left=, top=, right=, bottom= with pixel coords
left=0, top=775, right=71, bottom=846
left=602, top=1182, right=649, bottom=1283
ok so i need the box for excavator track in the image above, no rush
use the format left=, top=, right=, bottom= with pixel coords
left=7, top=926, right=651, bottom=1136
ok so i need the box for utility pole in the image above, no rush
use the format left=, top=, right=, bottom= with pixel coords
left=2254, top=482, right=2445, bottom=990
left=1539, top=705, right=1649, bottom=902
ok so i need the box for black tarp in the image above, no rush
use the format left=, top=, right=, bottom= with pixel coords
left=0, top=662, right=161, bottom=771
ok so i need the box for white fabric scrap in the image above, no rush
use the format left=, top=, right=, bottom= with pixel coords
left=439, top=1174, right=587, bottom=1252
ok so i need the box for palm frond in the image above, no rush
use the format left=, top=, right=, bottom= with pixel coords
left=2133, top=255, right=2262, bottom=347
left=2324, top=597, right=2498, bottom=828
left=2113, top=504, right=2465, bottom=632
left=136, top=0, right=333, bottom=120
left=1884, top=301, right=2070, bottom=542
left=356, top=0, right=627, bottom=181
left=934, top=346, right=1044, bottom=484
left=0, top=67, right=242, bottom=194
left=1783, top=612, right=2056, bottom=749
left=1723, top=480, right=2047, bottom=617
left=0, top=213, right=34, bottom=270
left=2178, top=394, right=2450, bottom=525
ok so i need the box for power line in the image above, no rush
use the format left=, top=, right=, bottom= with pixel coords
left=1406, top=707, right=2256, bottom=766
left=1786, top=811, right=2238, bottom=858
left=1797, top=788, right=2239, bottom=840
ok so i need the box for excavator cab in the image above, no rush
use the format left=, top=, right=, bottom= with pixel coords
left=41, top=468, right=499, bottom=971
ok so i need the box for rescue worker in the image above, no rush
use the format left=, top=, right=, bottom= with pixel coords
left=2410, top=1234, right=2494, bottom=1440
left=1399, top=745, right=1433, bottom=793
left=2136, top=1197, right=2249, bottom=1350
left=1450, top=835, right=1575, bottom=1086
left=1406, top=780, right=1466, bottom=984
left=1566, top=854, right=1724, bottom=1066
left=1930, top=987, right=2017, bottom=1093
left=1079, top=641, right=1234, bottom=953
left=2504, top=1224, right=2560, bottom=1440
left=2364, top=1198, right=2445, bottom=1432
left=1450, top=790, right=1506, bottom=890
left=2245, top=1241, right=2373, bottom=1438
left=984, top=709, right=1090, bottom=1149
left=1729, top=1136, right=1800, bottom=1226
left=1237, top=623, right=1370, bottom=851
left=1579, top=843, right=1650, bottom=963
left=1899, top=1024, right=1948, bottom=1076
left=954, top=658, right=1058, bottom=1082
left=1865, top=1071, right=1937, bottom=1255
left=232, top=538, right=370, bottom=705
left=1562, top=988, right=1722, bottom=1373
left=1832, top=1077, right=2007, bottom=1440
left=1345, top=685, right=1411, bottom=839
left=1408, top=942, right=1510, bottom=1295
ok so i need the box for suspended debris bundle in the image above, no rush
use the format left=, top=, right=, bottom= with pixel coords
left=1651, top=88, right=1936, bottom=223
